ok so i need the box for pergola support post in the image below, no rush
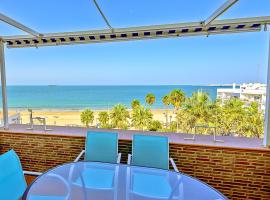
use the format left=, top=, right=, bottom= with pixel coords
left=264, top=33, right=270, bottom=147
left=0, top=41, right=9, bottom=129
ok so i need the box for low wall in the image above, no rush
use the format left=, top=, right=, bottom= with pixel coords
left=0, top=130, right=269, bottom=200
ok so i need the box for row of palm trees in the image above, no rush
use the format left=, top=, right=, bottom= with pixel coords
left=80, top=89, right=264, bottom=138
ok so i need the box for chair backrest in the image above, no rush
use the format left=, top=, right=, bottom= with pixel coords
left=132, top=134, right=169, bottom=170
left=0, top=149, right=27, bottom=200
left=85, top=131, right=118, bottom=163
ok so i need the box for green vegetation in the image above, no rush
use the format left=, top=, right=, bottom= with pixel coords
left=145, top=93, right=156, bottom=107
left=98, top=111, right=110, bottom=128
left=110, top=104, right=130, bottom=129
left=168, top=89, right=185, bottom=110
left=131, top=99, right=141, bottom=109
left=162, top=95, right=170, bottom=127
left=80, top=109, right=94, bottom=127
left=131, top=105, right=153, bottom=130
left=182, top=91, right=213, bottom=128
left=148, top=120, right=162, bottom=131
left=242, top=102, right=264, bottom=138
left=167, top=89, right=186, bottom=132
left=81, top=90, right=264, bottom=138
left=162, top=95, right=170, bottom=107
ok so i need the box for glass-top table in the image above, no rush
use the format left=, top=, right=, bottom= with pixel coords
left=23, top=162, right=227, bottom=200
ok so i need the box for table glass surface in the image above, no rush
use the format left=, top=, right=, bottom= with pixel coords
left=23, top=162, right=227, bottom=200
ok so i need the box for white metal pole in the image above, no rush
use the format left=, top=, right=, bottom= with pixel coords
left=0, top=40, right=9, bottom=129
left=264, top=33, right=270, bottom=147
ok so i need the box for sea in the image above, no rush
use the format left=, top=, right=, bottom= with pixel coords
left=3, top=85, right=233, bottom=110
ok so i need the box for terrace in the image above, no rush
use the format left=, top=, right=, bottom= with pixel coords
left=0, top=124, right=269, bottom=199
left=0, top=1, right=270, bottom=200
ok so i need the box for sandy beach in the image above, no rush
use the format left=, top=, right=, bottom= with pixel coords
left=1, top=109, right=175, bottom=127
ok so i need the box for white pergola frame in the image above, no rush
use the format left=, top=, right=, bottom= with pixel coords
left=0, top=13, right=42, bottom=37
left=0, top=0, right=270, bottom=147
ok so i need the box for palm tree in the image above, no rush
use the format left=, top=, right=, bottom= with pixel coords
left=176, top=108, right=196, bottom=133
left=145, top=93, right=156, bottom=107
left=131, top=105, right=153, bottom=130
left=169, top=89, right=185, bottom=110
left=186, top=92, right=212, bottom=121
left=168, top=89, right=186, bottom=132
left=98, top=111, right=110, bottom=128
left=219, top=98, right=245, bottom=136
left=110, top=104, right=130, bottom=129
left=207, top=99, right=225, bottom=135
left=242, top=102, right=264, bottom=138
left=131, top=99, right=141, bottom=109
left=162, top=95, right=170, bottom=107
left=162, top=94, right=170, bottom=127
left=183, top=91, right=212, bottom=134
left=80, top=109, right=94, bottom=127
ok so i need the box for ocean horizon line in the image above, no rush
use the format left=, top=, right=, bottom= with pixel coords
left=1, top=85, right=234, bottom=110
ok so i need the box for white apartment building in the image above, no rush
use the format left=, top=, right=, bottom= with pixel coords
left=217, top=83, right=267, bottom=110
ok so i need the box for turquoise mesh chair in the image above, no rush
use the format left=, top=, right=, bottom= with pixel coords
left=75, top=131, right=121, bottom=163
left=0, top=149, right=27, bottom=200
left=74, top=132, right=121, bottom=199
left=0, top=150, right=68, bottom=200
left=127, top=135, right=180, bottom=199
left=128, top=134, right=179, bottom=171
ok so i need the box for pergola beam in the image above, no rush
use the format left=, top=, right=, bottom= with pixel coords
left=204, top=0, right=238, bottom=26
left=3, top=16, right=270, bottom=48
left=92, top=0, right=113, bottom=31
left=0, top=13, right=42, bottom=37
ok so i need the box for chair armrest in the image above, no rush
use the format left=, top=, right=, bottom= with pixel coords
left=117, top=153, right=122, bottom=164
left=23, top=170, right=42, bottom=176
left=127, top=154, right=132, bottom=165
left=74, top=150, right=85, bottom=162
left=169, top=158, right=179, bottom=172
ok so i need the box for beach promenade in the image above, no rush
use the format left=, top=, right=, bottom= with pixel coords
left=2, top=109, right=172, bottom=127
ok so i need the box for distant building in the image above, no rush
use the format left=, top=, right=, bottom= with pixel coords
left=217, top=83, right=267, bottom=110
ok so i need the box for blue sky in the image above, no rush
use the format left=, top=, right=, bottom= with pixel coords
left=1, top=0, right=270, bottom=85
